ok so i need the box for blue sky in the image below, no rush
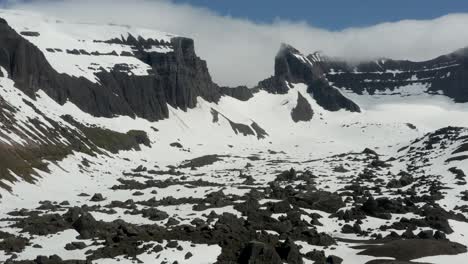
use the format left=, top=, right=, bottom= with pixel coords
left=173, top=0, right=468, bottom=30
left=3, top=0, right=468, bottom=29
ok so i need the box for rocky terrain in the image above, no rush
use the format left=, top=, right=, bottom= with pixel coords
left=0, top=9, right=467, bottom=264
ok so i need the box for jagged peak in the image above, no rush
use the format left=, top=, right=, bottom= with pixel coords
left=277, top=45, right=327, bottom=67
left=278, top=43, right=301, bottom=56
left=277, top=43, right=314, bottom=66
left=308, top=51, right=325, bottom=63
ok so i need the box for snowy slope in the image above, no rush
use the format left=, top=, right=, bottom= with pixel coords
left=0, top=9, right=467, bottom=264
left=0, top=9, right=174, bottom=83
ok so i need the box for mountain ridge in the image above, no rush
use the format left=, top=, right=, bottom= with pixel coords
left=0, top=10, right=467, bottom=264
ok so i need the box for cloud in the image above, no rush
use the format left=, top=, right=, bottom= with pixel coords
left=5, top=0, right=468, bottom=87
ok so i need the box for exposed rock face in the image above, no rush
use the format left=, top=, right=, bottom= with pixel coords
left=291, top=91, right=313, bottom=122
left=238, top=241, right=283, bottom=264
left=130, top=36, right=222, bottom=112
left=357, top=239, right=467, bottom=261
left=320, top=48, right=468, bottom=102
left=0, top=19, right=136, bottom=118
left=210, top=108, right=269, bottom=139
left=0, top=19, right=245, bottom=122
left=258, top=44, right=361, bottom=113
left=219, top=86, right=256, bottom=101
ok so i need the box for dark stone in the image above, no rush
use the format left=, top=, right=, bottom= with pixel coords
left=434, top=231, right=447, bottom=240
left=304, top=249, right=326, bottom=263
left=251, top=122, right=269, bottom=139
left=292, top=190, right=345, bottom=213
left=166, top=240, right=178, bottom=248
left=64, top=242, right=87, bottom=251
left=0, top=23, right=224, bottom=123
left=238, top=241, right=283, bottom=264
left=257, top=44, right=361, bottom=113
left=0, top=237, right=29, bottom=253
left=322, top=48, right=468, bottom=103
left=363, top=148, right=378, bottom=156
left=326, top=255, right=343, bottom=264
left=179, top=155, right=222, bottom=169
left=291, top=92, right=314, bottom=122
left=133, top=165, right=147, bottom=172
left=90, top=193, right=105, bottom=202
left=184, top=252, right=193, bottom=259
left=357, top=239, right=467, bottom=261
left=275, top=238, right=303, bottom=264
left=170, top=142, right=183, bottom=148
left=139, top=208, right=169, bottom=221
left=219, top=86, right=256, bottom=101
left=71, top=212, right=100, bottom=239
left=417, top=230, right=434, bottom=239
left=20, top=31, right=40, bottom=37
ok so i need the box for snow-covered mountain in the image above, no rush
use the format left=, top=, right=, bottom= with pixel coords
left=0, top=9, right=467, bottom=264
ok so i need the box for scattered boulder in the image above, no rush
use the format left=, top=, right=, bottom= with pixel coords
left=64, top=242, right=87, bottom=251
left=275, top=238, right=303, bottom=264
left=358, top=239, right=467, bottom=261
left=170, top=142, right=183, bottom=148
left=90, top=193, right=105, bottom=202
left=238, top=241, right=283, bottom=264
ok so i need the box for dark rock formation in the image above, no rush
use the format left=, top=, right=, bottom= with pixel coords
left=321, top=48, right=468, bottom=102
left=291, top=190, right=345, bottom=214
left=220, top=86, right=256, bottom=101
left=128, top=36, right=222, bottom=112
left=238, top=241, right=283, bottom=264
left=291, top=91, right=313, bottom=122
left=257, top=44, right=361, bottom=113
left=0, top=19, right=232, bottom=122
left=210, top=108, right=268, bottom=139
left=90, top=193, right=105, bottom=202
left=5, top=255, right=88, bottom=264
left=357, top=239, right=467, bottom=261
left=20, top=31, right=40, bottom=37
left=275, top=238, right=303, bottom=264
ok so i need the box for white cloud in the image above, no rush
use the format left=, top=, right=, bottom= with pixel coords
left=6, top=0, right=468, bottom=86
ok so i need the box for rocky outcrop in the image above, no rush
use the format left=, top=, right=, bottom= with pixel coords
left=320, top=48, right=468, bottom=102
left=291, top=92, right=313, bottom=122
left=130, top=36, right=222, bottom=111
left=259, top=42, right=468, bottom=108
left=219, top=86, right=256, bottom=101
left=258, top=44, right=361, bottom=113
left=238, top=241, right=283, bottom=264
left=0, top=18, right=247, bottom=122
left=211, top=108, right=269, bottom=139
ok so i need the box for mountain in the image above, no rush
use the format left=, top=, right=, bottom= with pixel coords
left=318, top=48, right=468, bottom=102
left=0, top=9, right=467, bottom=264
left=257, top=44, right=361, bottom=113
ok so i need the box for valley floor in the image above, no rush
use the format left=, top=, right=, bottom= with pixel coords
left=0, top=119, right=467, bottom=263
left=1, top=79, right=468, bottom=264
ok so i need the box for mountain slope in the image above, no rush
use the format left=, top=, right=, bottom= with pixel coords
left=257, top=44, right=361, bottom=113
left=316, top=48, right=468, bottom=102
left=0, top=9, right=468, bottom=264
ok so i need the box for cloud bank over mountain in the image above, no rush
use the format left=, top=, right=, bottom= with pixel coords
left=5, top=0, right=468, bottom=86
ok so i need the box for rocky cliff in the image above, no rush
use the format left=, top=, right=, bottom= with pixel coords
left=258, top=44, right=361, bottom=113
left=318, top=48, right=468, bottom=102
left=0, top=18, right=242, bottom=121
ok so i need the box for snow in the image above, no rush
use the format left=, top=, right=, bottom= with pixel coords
left=413, top=221, right=468, bottom=263
left=2, top=62, right=468, bottom=261
left=15, top=230, right=101, bottom=261
left=1, top=9, right=468, bottom=263
left=0, top=9, right=175, bottom=83
left=94, top=241, right=220, bottom=264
